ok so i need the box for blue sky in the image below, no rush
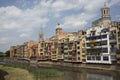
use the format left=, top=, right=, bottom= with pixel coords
left=0, top=0, right=120, bottom=52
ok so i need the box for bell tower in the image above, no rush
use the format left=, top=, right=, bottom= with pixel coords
left=39, top=27, right=44, bottom=42
left=101, top=3, right=111, bottom=19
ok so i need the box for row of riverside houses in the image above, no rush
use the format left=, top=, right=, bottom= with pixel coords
left=10, top=4, right=120, bottom=64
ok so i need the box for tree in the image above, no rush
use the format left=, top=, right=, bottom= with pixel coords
left=0, top=51, right=5, bottom=57
left=5, top=50, right=10, bottom=57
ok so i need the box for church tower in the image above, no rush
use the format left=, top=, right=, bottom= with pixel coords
left=39, top=27, right=44, bottom=42
left=101, top=3, right=111, bottom=19
left=56, top=23, right=62, bottom=36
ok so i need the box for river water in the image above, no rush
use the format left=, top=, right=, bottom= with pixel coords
left=36, top=68, right=120, bottom=80
left=0, top=59, right=120, bottom=80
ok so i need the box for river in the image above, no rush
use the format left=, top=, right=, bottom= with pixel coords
left=35, top=68, right=120, bottom=80
left=0, top=59, right=120, bottom=80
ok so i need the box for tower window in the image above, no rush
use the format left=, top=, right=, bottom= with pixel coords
left=104, top=10, right=105, bottom=14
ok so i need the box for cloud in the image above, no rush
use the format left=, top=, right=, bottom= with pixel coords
left=16, top=0, right=31, bottom=8
left=109, top=0, right=120, bottom=6
left=0, top=0, right=120, bottom=52
left=0, top=5, right=49, bottom=33
left=84, top=0, right=108, bottom=12
left=115, top=15, right=120, bottom=21
left=60, top=0, right=109, bottom=30
left=59, top=0, right=120, bottom=30
left=20, top=33, right=29, bottom=38
left=62, top=13, right=95, bottom=30
left=0, top=0, right=119, bottom=32
left=0, top=37, right=10, bottom=44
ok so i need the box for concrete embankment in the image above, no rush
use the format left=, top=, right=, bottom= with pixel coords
left=37, top=61, right=120, bottom=72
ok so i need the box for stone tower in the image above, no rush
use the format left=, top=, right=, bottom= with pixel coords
left=100, top=3, right=111, bottom=28
left=39, top=27, right=44, bottom=42
left=101, top=3, right=111, bottom=19
left=56, top=23, right=62, bottom=36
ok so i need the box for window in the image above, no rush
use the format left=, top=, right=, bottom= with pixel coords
left=64, top=53, right=68, bottom=55
left=77, top=42, right=80, bottom=44
left=96, top=36, right=101, bottom=39
left=101, top=41, right=107, bottom=45
left=61, top=47, right=64, bottom=49
left=82, top=55, right=85, bottom=57
left=78, top=57, right=80, bottom=60
left=96, top=42, right=101, bottom=46
left=111, top=55, right=116, bottom=59
left=96, top=56, right=101, bottom=60
left=69, top=57, right=72, bottom=60
left=92, top=56, right=95, bottom=60
left=40, top=49, right=43, bottom=51
left=103, top=56, right=109, bottom=61
left=41, top=43, right=44, bottom=47
left=77, top=47, right=80, bottom=49
left=64, top=48, right=68, bottom=50
left=86, top=37, right=90, bottom=41
left=102, top=35, right=107, bottom=38
left=64, top=44, right=68, bottom=46
left=78, top=52, right=80, bottom=54
left=118, top=32, right=120, bottom=37
left=40, top=53, right=43, bottom=55
left=118, top=38, right=120, bottom=42
left=91, top=31, right=95, bottom=36
left=65, top=57, right=68, bottom=60
left=104, top=10, right=105, bottom=14
left=82, top=49, right=86, bottom=53
left=102, top=48, right=108, bottom=53
left=87, top=56, right=91, bottom=60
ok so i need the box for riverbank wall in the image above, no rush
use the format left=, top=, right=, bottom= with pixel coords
left=1, top=58, right=120, bottom=73
left=37, top=61, right=120, bottom=72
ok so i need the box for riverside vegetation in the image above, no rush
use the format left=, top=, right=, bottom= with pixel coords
left=0, top=64, right=63, bottom=80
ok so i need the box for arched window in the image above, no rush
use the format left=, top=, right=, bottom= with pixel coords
left=104, top=10, right=105, bottom=14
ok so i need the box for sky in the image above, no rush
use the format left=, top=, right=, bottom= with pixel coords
left=0, top=0, right=120, bottom=52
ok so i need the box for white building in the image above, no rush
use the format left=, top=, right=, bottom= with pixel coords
left=85, top=4, right=117, bottom=64
left=85, top=26, right=116, bottom=64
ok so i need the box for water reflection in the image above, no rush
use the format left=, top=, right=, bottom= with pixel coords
left=87, top=73, right=113, bottom=80
left=37, top=69, right=120, bottom=80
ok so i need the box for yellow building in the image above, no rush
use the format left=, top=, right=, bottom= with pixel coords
left=78, top=30, right=86, bottom=63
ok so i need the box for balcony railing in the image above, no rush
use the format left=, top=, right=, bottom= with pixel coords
left=110, top=48, right=117, bottom=53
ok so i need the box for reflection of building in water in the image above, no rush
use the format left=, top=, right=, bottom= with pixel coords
left=87, top=73, right=113, bottom=80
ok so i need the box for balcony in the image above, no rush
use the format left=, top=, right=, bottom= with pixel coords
left=86, top=35, right=107, bottom=42
left=58, top=55, right=64, bottom=59
left=64, top=45, right=68, bottom=48
left=109, top=40, right=117, bottom=44
left=110, top=48, right=117, bottom=53
left=64, top=50, right=68, bottom=53
left=72, top=55, right=77, bottom=58
left=110, top=35, right=116, bottom=39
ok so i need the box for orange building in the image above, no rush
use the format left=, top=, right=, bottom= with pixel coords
left=30, top=43, right=38, bottom=60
